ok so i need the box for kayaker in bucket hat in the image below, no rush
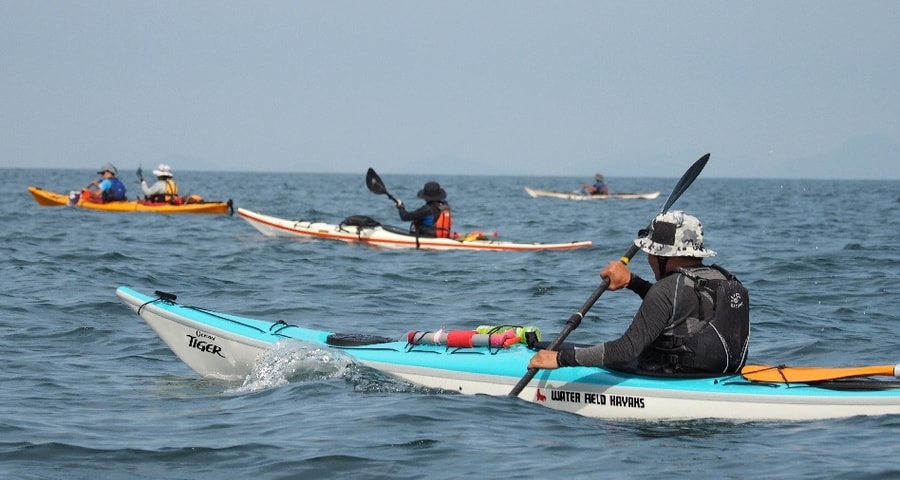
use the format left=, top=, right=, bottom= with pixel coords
left=417, top=181, right=446, bottom=201
left=634, top=210, right=716, bottom=258
left=396, top=181, right=452, bottom=238
left=529, top=210, right=750, bottom=375
left=140, top=163, right=180, bottom=203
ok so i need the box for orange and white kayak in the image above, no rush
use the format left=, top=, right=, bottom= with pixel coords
left=237, top=208, right=592, bottom=252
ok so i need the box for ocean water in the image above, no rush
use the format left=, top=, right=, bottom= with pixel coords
left=2, top=166, right=899, bottom=479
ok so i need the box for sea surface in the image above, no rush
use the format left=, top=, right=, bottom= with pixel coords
left=3, top=166, right=899, bottom=479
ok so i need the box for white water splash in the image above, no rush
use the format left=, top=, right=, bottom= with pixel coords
left=229, top=339, right=354, bottom=393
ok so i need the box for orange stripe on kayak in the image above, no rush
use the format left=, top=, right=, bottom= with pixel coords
left=741, top=364, right=899, bottom=383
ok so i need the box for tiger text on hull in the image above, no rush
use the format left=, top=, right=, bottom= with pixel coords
left=187, top=331, right=226, bottom=358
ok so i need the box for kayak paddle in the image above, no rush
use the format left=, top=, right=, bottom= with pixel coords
left=508, top=153, right=711, bottom=397
left=366, top=168, right=401, bottom=206
left=742, top=364, right=900, bottom=383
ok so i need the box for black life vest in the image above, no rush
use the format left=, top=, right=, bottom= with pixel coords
left=646, top=265, right=750, bottom=374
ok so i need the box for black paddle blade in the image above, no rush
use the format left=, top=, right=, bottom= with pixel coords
left=136, top=165, right=143, bottom=179
left=661, top=153, right=709, bottom=214
left=366, top=168, right=387, bottom=195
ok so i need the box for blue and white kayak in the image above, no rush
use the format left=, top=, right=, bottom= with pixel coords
left=116, top=286, right=900, bottom=421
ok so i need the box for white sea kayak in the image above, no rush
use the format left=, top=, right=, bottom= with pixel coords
left=524, top=187, right=661, bottom=201
left=117, top=286, right=900, bottom=422
left=237, top=208, right=592, bottom=251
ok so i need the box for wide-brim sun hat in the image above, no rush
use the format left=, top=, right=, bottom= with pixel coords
left=152, top=163, right=174, bottom=177
left=97, top=163, right=118, bottom=175
left=634, top=210, right=716, bottom=258
left=417, top=181, right=446, bottom=201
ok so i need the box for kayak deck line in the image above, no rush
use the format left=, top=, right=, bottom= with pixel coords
left=134, top=297, right=900, bottom=390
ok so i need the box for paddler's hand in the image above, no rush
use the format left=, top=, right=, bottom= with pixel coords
left=528, top=350, right=560, bottom=370
left=395, top=199, right=403, bottom=208
left=601, top=260, right=631, bottom=290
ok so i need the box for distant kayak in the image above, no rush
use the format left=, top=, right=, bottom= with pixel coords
left=28, top=186, right=233, bottom=215
left=238, top=208, right=592, bottom=251
left=524, top=186, right=661, bottom=201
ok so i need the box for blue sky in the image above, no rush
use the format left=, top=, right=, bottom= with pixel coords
left=2, top=1, right=898, bottom=179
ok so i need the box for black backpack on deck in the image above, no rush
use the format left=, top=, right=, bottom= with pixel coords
left=340, top=215, right=381, bottom=228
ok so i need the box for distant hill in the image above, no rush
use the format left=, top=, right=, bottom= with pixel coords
left=388, top=135, right=900, bottom=180
left=793, top=134, right=899, bottom=180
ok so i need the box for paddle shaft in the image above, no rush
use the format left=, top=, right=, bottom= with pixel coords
left=508, top=244, right=639, bottom=396
left=508, top=154, right=709, bottom=398
left=382, top=189, right=399, bottom=205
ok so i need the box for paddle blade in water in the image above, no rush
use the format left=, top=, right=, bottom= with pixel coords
left=742, top=364, right=900, bottom=383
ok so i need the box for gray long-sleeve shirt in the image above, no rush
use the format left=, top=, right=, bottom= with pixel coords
left=567, top=265, right=724, bottom=370
left=140, top=179, right=177, bottom=200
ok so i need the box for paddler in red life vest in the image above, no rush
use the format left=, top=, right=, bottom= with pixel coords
left=395, top=181, right=452, bottom=238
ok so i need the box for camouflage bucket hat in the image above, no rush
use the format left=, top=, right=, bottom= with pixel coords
left=634, top=210, right=716, bottom=258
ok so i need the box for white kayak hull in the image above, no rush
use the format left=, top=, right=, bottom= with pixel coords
left=117, top=287, right=900, bottom=422
left=524, top=187, right=661, bottom=201
left=237, top=208, right=592, bottom=251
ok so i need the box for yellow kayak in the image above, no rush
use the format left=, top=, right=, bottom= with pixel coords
left=28, top=186, right=233, bottom=215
